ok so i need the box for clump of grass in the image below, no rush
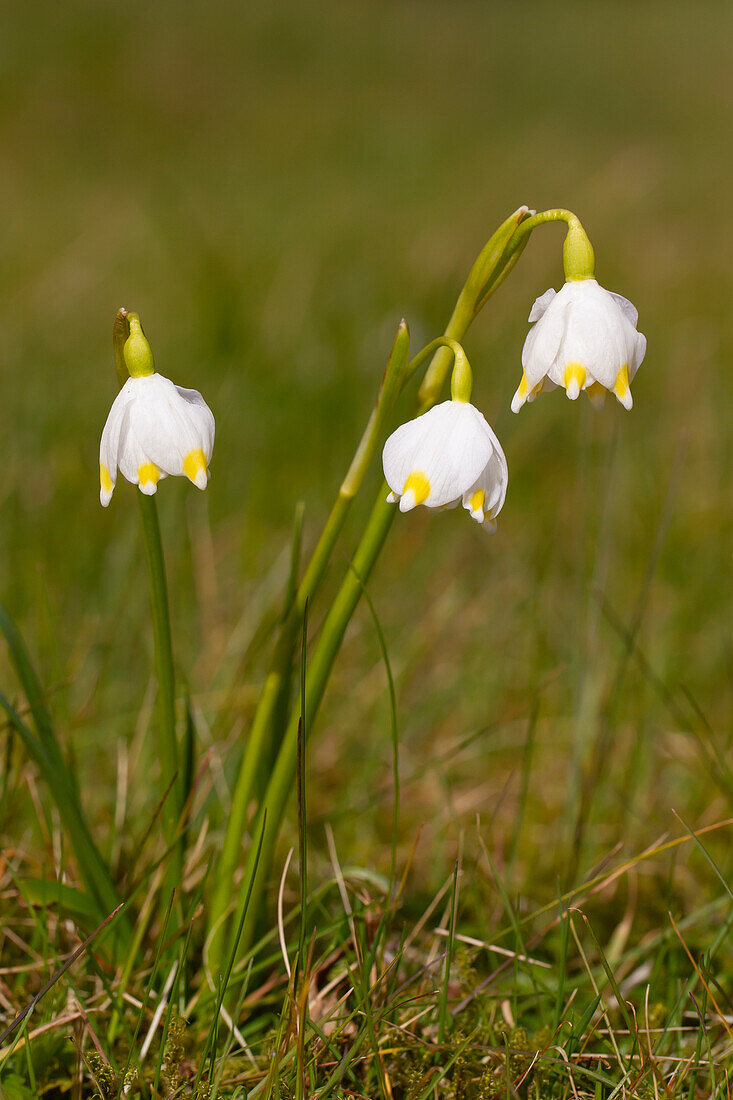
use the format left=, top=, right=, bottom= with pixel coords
left=1, top=799, right=732, bottom=1095
left=2, top=3, right=733, bottom=1094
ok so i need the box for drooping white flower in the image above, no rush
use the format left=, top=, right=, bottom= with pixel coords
left=382, top=400, right=508, bottom=532
left=511, top=279, right=646, bottom=413
left=100, top=373, right=215, bottom=506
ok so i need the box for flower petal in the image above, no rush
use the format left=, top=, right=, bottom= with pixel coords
left=175, top=385, right=216, bottom=462
left=528, top=287, right=557, bottom=323
left=100, top=371, right=215, bottom=501
left=521, top=285, right=572, bottom=389
left=550, top=280, right=638, bottom=391
left=116, top=403, right=164, bottom=492
left=610, top=291, right=639, bottom=328
left=518, top=278, right=644, bottom=414
left=122, top=374, right=214, bottom=481
left=99, top=382, right=137, bottom=505
left=630, top=331, right=646, bottom=380
left=462, top=439, right=508, bottom=527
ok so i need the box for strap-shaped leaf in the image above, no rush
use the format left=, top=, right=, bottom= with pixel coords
left=0, top=688, right=127, bottom=941
left=0, top=602, right=66, bottom=779
left=20, top=879, right=100, bottom=929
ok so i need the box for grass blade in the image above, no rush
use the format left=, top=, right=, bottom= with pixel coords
left=0, top=903, right=124, bottom=1059
left=296, top=600, right=308, bottom=986
left=437, top=858, right=459, bottom=1048
left=0, top=688, right=126, bottom=936
left=192, top=811, right=268, bottom=1095
left=0, top=601, right=63, bottom=775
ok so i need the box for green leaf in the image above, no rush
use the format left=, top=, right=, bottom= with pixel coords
left=0, top=602, right=65, bottom=779
left=0, top=1072, right=38, bottom=1099
left=0, top=689, right=125, bottom=939
left=21, top=879, right=101, bottom=929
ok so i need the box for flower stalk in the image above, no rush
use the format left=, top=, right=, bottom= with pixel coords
left=498, top=207, right=595, bottom=282
left=136, top=492, right=180, bottom=835
left=417, top=205, right=531, bottom=408
left=232, top=489, right=397, bottom=956
left=215, top=205, right=532, bottom=968
left=207, top=331, right=510, bottom=973
left=111, top=311, right=182, bottom=848
left=206, top=319, right=411, bottom=970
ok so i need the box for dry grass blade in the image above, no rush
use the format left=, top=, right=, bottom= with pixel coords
left=669, top=913, right=733, bottom=1044
left=0, top=903, right=123, bottom=1058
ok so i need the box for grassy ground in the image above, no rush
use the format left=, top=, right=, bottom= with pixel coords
left=1, top=0, right=732, bottom=1095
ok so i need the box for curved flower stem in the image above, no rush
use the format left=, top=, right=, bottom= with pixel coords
left=401, top=336, right=468, bottom=394
left=496, top=207, right=595, bottom=282
left=416, top=205, right=530, bottom=408
left=223, top=207, right=533, bottom=966
left=511, top=207, right=581, bottom=234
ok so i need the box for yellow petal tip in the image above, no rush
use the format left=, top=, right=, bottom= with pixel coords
left=100, top=463, right=113, bottom=492
left=511, top=372, right=529, bottom=413
left=137, top=462, right=160, bottom=493
left=468, top=489, right=485, bottom=521
left=613, top=365, right=632, bottom=409
left=184, top=448, right=208, bottom=489
left=400, top=471, right=430, bottom=509
left=563, top=362, right=586, bottom=400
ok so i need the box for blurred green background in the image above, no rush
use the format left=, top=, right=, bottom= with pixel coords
left=1, top=0, right=731, bottom=902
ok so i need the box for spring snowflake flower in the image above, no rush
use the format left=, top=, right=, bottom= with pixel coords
left=99, top=373, right=215, bottom=507
left=511, top=279, right=646, bottom=413
left=383, top=400, right=508, bottom=532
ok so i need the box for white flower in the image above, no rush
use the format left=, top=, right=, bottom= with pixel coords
left=511, top=278, right=646, bottom=413
left=99, top=373, right=215, bottom=506
left=382, top=400, right=508, bottom=532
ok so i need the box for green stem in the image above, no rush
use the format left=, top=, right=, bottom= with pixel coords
left=113, top=310, right=182, bottom=860
left=206, top=324, right=410, bottom=966
left=227, top=212, right=531, bottom=961
left=417, top=205, right=530, bottom=408
left=512, top=207, right=580, bottom=234
left=137, top=492, right=181, bottom=845
left=234, top=490, right=397, bottom=955
left=402, top=336, right=468, bottom=395
left=213, top=205, right=533, bottom=970
left=499, top=207, right=595, bottom=281
left=205, top=334, right=468, bottom=970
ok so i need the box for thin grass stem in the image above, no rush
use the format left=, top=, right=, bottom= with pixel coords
left=437, top=859, right=459, bottom=1048
left=296, top=601, right=309, bottom=986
